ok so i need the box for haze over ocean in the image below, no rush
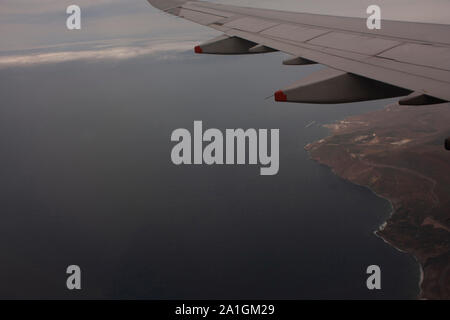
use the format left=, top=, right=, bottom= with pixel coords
left=0, top=0, right=430, bottom=299
left=0, top=48, right=420, bottom=299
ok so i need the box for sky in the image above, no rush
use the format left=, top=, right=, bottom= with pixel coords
left=0, top=0, right=449, bottom=66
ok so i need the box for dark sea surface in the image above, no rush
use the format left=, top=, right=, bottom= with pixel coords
left=0, top=51, right=420, bottom=299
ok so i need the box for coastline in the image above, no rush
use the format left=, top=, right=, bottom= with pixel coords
left=303, top=102, right=450, bottom=299
left=306, top=149, right=423, bottom=299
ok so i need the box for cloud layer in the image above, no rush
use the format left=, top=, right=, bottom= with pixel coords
left=0, top=39, right=198, bottom=68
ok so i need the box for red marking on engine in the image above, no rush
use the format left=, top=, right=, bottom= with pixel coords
left=194, top=46, right=203, bottom=54
left=274, top=90, right=287, bottom=102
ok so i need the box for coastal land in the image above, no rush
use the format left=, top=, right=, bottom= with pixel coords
left=305, top=102, right=450, bottom=299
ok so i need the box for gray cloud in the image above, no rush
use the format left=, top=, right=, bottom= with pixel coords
left=0, top=39, right=198, bottom=68
left=0, top=0, right=122, bottom=15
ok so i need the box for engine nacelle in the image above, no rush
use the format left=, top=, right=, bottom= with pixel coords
left=398, top=92, right=446, bottom=105
left=274, top=68, right=411, bottom=104
left=282, top=56, right=316, bottom=65
left=194, top=35, right=258, bottom=55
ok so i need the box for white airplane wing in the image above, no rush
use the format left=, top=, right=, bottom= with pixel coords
left=147, top=0, right=450, bottom=105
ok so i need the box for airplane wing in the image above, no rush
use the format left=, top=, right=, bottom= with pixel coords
left=146, top=0, right=450, bottom=105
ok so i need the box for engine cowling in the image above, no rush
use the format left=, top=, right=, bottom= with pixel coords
left=194, top=35, right=268, bottom=55
left=274, top=68, right=411, bottom=104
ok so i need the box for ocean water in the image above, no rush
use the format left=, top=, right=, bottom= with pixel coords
left=0, top=50, right=420, bottom=299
